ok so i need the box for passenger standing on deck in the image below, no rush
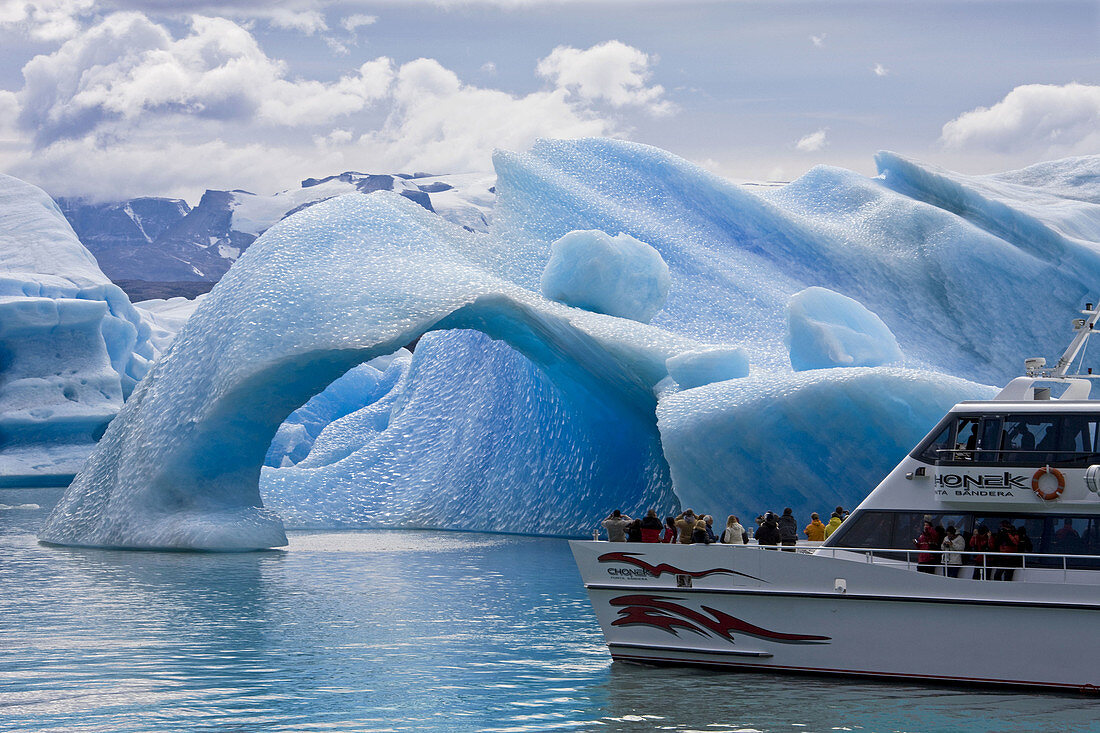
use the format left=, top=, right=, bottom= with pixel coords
left=804, top=513, right=826, bottom=542
left=778, top=508, right=798, bottom=551
left=602, top=510, right=633, bottom=542
left=942, top=525, right=965, bottom=578
left=626, top=519, right=643, bottom=542
left=969, top=525, right=993, bottom=579
left=824, top=512, right=843, bottom=538
left=640, top=510, right=663, bottom=543
left=756, top=513, right=781, bottom=548
left=721, top=515, right=747, bottom=544
left=703, top=515, right=719, bottom=543
left=993, top=520, right=1020, bottom=581
left=692, top=519, right=713, bottom=545
left=661, top=516, right=677, bottom=543
left=914, top=520, right=939, bottom=573
left=675, top=510, right=697, bottom=544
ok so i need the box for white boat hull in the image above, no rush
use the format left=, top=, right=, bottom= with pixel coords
left=571, top=541, right=1100, bottom=690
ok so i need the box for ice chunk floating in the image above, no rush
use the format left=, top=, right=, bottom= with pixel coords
left=37, top=139, right=1100, bottom=550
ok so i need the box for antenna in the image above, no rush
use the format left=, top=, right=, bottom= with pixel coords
left=1051, top=302, right=1100, bottom=378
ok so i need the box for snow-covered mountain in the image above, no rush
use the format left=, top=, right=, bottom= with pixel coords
left=57, top=171, right=496, bottom=286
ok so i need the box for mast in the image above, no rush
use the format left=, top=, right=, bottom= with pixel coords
left=1051, top=302, right=1100, bottom=378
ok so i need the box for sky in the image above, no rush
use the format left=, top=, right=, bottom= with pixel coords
left=0, top=0, right=1097, bottom=203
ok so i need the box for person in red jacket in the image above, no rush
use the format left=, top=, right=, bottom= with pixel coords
left=993, top=520, right=1021, bottom=581
left=969, top=525, right=994, bottom=580
left=640, top=510, right=663, bottom=542
left=661, top=516, right=676, bottom=543
left=914, top=520, right=939, bottom=574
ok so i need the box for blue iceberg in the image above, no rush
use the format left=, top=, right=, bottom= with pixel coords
left=0, top=174, right=160, bottom=483
left=37, top=140, right=1100, bottom=550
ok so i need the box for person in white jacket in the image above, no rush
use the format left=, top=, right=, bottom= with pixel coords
left=942, top=525, right=965, bottom=578
left=721, top=515, right=747, bottom=544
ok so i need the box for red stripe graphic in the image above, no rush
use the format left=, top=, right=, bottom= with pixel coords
left=597, top=551, right=765, bottom=582
left=609, top=594, right=831, bottom=645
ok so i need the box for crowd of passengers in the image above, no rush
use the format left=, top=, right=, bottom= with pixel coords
left=913, top=516, right=1094, bottom=580
left=601, top=509, right=1092, bottom=581
left=598, top=507, right=849, bottom=549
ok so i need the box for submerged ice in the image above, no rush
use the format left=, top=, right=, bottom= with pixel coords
left=34, top=140, right=1100, bottom=550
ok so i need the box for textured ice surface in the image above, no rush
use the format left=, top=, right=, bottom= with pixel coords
left=35, top=140, right=1100, bottom=549
left=658, top=368, right=996, bottom=518
left=263, top=329, right=676, bottom=534
left=787, top=287, right=903, bottom=371
left=665, top=347, right=750, bottom=389
left=264, top=352, right=410, bottom=467
left=0, top=174, right=160, bottom=481
left=540, top=229, right=670, bottom=323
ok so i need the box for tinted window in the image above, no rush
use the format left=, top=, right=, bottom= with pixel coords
left=828, top=511, right=894, bottom=548
left=913, top=416, right=954, bottom=464
left=912, top=413, right=1100, bottom=467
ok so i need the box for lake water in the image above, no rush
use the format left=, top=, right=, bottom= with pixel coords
left=2, top=487, right=1098, bottom=732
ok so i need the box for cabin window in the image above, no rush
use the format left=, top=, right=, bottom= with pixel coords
left=912, top=413, right=1100, bottom=467
left=953, top=418, right=980, bottom=462
left=828, top=511, right=894, bottom=548
left=913, top=416, right=955, bottom=464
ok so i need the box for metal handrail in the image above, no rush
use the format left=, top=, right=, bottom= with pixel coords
left=808, top=546, right=1100, bottom=582
left=706, top=543, right=1100, bottom=581
left=932, top=447, right=1100, bottom=462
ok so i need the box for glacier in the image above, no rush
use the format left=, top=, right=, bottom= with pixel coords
left=33, top=140, right=1100, bottom=550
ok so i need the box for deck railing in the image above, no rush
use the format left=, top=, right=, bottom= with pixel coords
left=808, top=546, right=1100, bottom=582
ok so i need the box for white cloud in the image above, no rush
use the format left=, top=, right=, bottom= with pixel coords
left=364, top=57, right=611, bottom=173
left=1, top=14, right=654, bottom=199
left=941, top=83, right=1100, bottom=158
left=536, top=40, right=673, bottom=115
left=0, top=0, right=94, bottom=40
left=15, top=13, right=393, bottom=144
left=810, top=33, right=825, bottom=48
left=263, top=8, right=327, bottom=34
left=340, top=13, right=376, bottom=32
left=480, top=61, right=497, bottom=74
left=873, top=63, right=889, bottom=77
left=796, top=129, right=827, bottom=152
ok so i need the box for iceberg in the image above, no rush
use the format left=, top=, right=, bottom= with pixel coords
left=0, top=174, right=159, bottom=483
left=35, top=139, right=1100, bottom=550
left=39, top=191, right=693, bottom=549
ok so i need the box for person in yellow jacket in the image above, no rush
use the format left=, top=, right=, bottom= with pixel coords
left=804, top=513, right=826, bottom=541
left=823, top=511, right=844, bottom=538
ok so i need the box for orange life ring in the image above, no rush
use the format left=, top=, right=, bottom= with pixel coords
left=1031, top=466, right=1065, bottom=500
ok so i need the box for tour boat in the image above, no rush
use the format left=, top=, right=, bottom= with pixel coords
left=571, top=304, right=1100, bottom=691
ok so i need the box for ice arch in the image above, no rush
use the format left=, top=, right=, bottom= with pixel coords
left=39, top=192, right=695, bottom=550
